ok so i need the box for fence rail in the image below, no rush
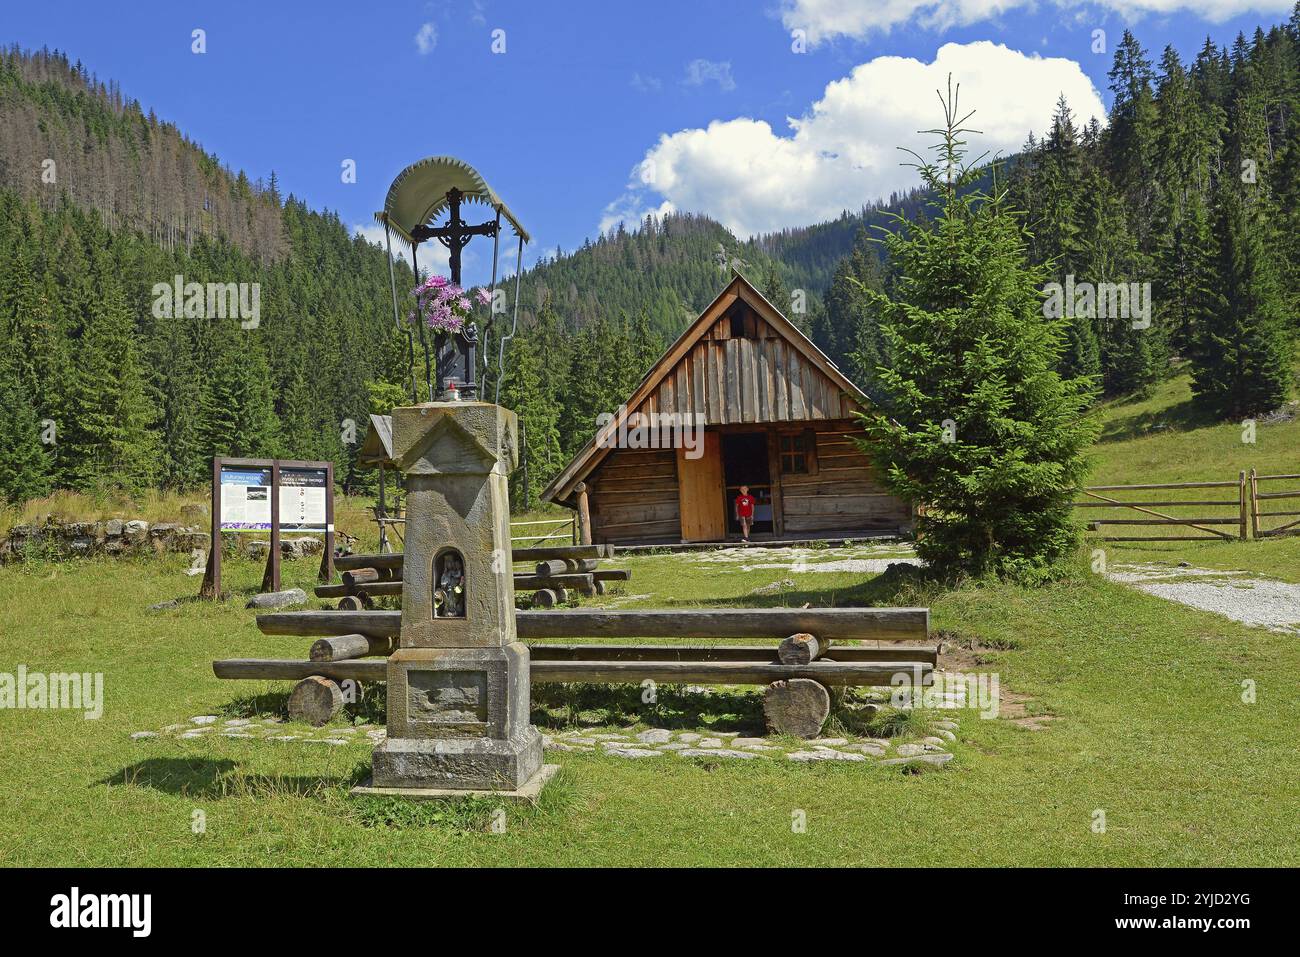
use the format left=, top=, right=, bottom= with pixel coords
left=1074, top=474, right=1250, bottom=542
left=509, top=516, right=577, bottom=548
left=1249, top=470, right=1300, bottom=539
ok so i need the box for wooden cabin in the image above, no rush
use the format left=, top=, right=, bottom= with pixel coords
left=541, top=273, right=911, bottom=546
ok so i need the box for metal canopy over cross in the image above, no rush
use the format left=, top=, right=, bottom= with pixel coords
left=377, top=156, right=529, bottom=405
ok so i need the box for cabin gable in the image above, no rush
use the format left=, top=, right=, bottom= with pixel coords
left=638, top=298, right=857, bottom=426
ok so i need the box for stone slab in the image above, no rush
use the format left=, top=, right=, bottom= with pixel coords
left=352, top=763, right=558, bottom=804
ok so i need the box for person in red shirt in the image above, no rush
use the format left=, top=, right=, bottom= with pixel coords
left=734, top=485, right=755, bottom=542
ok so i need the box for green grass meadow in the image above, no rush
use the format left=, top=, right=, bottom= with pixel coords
left=0, top=369, right=1297, bottom=866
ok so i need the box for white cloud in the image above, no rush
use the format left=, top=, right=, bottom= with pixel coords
left=780, top=0, right=1295, bottom=44
left=631, top=72, right=663, bottom=93
left=598, top=195, right=676, bottom=236
left=415, top=22, right=438, bottom=55
left=683, top=59, right=736, bottom=91
left=354, top=223, right=453, bottom=273
left=616, top=41, right=1107, bottom=238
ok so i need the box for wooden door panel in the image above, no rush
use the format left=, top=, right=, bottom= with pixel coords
left=677, top=433, right=725, bottom=541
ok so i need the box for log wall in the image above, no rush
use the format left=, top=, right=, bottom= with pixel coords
left=587, top=447, right=681, bottom=544
left=780, top=427, right=910, bottom=534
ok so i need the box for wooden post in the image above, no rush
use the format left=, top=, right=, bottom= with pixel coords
left=1239, top=470, right=1248, bottom=540
left=261, top=462, right=282, bottom=593
left=575, top=481, right=592, bottom=546
left=767, top=429, right=784, bottom=537
left=1250, top=468, right=1260, bottom=539
left=377, top=462, right=388, bottom=554
left=318, top=461, right=335, bottom=583
left=200, top=456, right=222, bottom=600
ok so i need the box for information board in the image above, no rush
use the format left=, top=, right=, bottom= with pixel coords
left=218, top=468, right=273, bottom=530
left=279, top=467, right=328, bottom=532
left=201, top=457, right=335, bottom=599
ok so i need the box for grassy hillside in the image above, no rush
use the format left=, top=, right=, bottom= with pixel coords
left=1089, top=364, right=1299, bottom=485
left=1082, top=363, right=1300, bottom=581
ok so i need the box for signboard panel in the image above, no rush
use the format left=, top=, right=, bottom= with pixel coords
left=219, top=468, right=273, bottom=530
left=202, top=457, right=335, bottom=600
left=280, top=467, right=329, bottom=532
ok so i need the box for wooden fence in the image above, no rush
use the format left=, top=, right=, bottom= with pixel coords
left=509, top=516, right=577, bottom=548
left=1248, top=470, right=1300, bottom=539
left=1074, top=474, right=1250, bottom=542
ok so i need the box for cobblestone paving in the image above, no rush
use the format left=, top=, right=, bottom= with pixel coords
left=133, top=713, right=960, bottom=768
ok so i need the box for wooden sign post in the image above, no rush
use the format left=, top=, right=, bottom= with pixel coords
left=200, top=457, right=335, bottom=600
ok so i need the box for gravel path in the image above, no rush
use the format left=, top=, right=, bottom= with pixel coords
left=1107, top=563, right=1300, bottom=634
left=690, top=543, right=920, bottom=575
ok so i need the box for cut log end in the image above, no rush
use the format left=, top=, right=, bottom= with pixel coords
left=309, top=634, right=393, bottom=662
left=776, top=632, right=827, bottom=665
left=532, top=589, right=560, bottom=608
left=763, top=678, right=831, bottom=739
left=336, top=596, right=364, bottom=611
left=288, top=675, right=344, bottom=727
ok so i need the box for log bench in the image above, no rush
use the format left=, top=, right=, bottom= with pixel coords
left=215, top=607, right=936, bottom=736
left=318, top=547, right=631, bottom=605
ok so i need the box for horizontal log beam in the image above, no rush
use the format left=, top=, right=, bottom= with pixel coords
left=256, top=607, right=929, bottom=641
left=513, top=573, right=594, bottom=590
left=514, top=545, right=614, bottom=561
left=517, top=608, right=929, bottom=641
left=214, top=659, right=382, bottom=681
left=331, top=544, right=615, bottom=576
left=212, top=657, right=932, bottom=686
left=258, top=610, right=399, bottom=637
left=529, top=660, right=930, bottom=685
left=528, top=644, right=938, bottom=665
left=334, top=553, right=404, bottom=572
left=315, top=581, right=404, bottom=599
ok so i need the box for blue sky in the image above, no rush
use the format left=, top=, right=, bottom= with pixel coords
left=3, top=1, right=1294, bottom=283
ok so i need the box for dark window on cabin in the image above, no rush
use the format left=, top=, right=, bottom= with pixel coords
left=729, top=310, right=759, bottom=339
left=780, top=432, right=809, bottom=474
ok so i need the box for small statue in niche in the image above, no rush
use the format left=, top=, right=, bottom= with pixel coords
left=433, top=551, right=466, bottom=618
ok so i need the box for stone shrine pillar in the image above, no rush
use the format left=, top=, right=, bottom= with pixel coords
left=353, top=401, right=554, bottom=800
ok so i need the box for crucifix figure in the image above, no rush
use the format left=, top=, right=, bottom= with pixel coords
left=410, top=187, right=499, bottom=401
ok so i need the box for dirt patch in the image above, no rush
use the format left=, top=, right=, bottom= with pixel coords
left=997, top=690, right=1060, bottom=731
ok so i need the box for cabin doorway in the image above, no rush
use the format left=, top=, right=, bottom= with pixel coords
left=677, top=432, right=726, bottom=542
left=720, top=432, right=773, bottom=536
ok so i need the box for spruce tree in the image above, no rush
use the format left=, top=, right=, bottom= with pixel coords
left=1106, top=30, right=1159, bottom=238
left=1076, top=164, right=1164, bottom=396
left=500, top=334, right=562, bottom=511
left=63, top=246, right=161, bottom=491
left=854, top=84, right=1098, bottom=580
left=0, top=345, right=53, bottom=503
left=1190, top=183, right=1294, bottom=417
left=561, top=317, right=619, bottom=456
